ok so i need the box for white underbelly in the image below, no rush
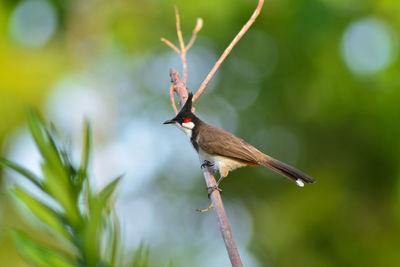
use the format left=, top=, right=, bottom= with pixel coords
left=214, top=155, right=247, bottom=171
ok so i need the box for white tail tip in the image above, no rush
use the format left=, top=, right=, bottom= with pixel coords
left=296, top=179, right=304, bottom=187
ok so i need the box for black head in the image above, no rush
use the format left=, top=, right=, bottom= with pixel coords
left=163, top=93, right=196, bottom=126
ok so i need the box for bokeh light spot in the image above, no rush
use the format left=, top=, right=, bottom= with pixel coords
left=8, top=0, right=58, bottom=47
left=233, top=30, right=279, bottom=80
left=341, top=17, right=397, bottom=76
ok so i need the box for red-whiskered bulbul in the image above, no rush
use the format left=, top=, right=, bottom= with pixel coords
left=164, top=93, right=315, bottom=194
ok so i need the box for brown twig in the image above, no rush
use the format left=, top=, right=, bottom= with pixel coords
left=186, top=18, right=203, bottom=51
left=200, top=161, right=242, bottom=266
left=160, top=38, right=180, bottom=54
left=173, top=6, right=188, bottom=84
left=164, top=1, right=264, bottom=266
left=169, top=85, right=179, bottom=114
left=169, top=69, right=188, bottom=107
left=161, top=7, right=203, bottom=86
left=193, top=0, right=264, bottom=102
left=174, top=6, right=185, bottom=55
left=169, top=71, right=242, bottom=266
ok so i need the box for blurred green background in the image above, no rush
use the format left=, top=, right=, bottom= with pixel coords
left=1, top=0, right=400, bottom=266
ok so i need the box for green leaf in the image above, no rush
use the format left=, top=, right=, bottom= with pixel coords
left=5, top=111, right=143, bottom=267
left=82, top=176, right=122, bottom=265
left=41, top=162, right=80, bottom=226
left=12, top=186, right=70, bottom=240
left=132, top=244, right=149, bottom=267
left=27, top=110, right=64, bottom=174
left=109, top=210, right=120, bottom=267
left=98, top=176, right=122, bottom=205
left=11, top=230, right=75, bottom=267
left=27, top=110, right=80, bottom=225
left=75, top=119, right=91, bottom=192
left=80, top=119, right=92, bottom=174
left=0, top=157, right=43, bottom=189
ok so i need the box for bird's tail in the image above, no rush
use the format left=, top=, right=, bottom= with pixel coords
left=260, top=155, right=315, bottom=187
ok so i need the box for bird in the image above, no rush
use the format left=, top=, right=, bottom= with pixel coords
left=163, top=93, right=315, bottom=195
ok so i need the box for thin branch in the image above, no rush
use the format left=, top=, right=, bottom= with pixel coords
left=193, top=0, right=264, bottom=102
left=186, top=18, right=203, bottom=51
left=169, top=69, right=188, bottom=107
left=160, top=38, right=180, bottom=54
left=200, top=156, right=243, bottom=267
left=161, top=8, right=203, bottom=86
left=164, top=1, right=265, bottom=265
left=174, top=6, right=185, bottom=54
left=174, top=6, right=189, bottom=84
left=169, top=85, right=178, bottom=114
left=181, top=52, right=188, bottom=84
left=168, top=70, right=243, bottom=267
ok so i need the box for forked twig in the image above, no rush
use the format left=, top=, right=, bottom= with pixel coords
left=168, top=74, right=242, bottom=266
left=161, top=7, right=203, bottom=86
left=169, top=69, right=188, bottom=108
left=160, top=38, right=180, bottom=54
left=163, top=1, right=264, bottom=266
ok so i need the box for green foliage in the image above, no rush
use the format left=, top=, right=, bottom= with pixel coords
left=132, top=244, right=149, bottom=267
left=11, top=230, right=75, bottom=267
left=0, top=110, right=148, bottom=267
left=2, top=0, right=399, bottom=265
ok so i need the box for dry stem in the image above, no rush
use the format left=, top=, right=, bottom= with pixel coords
left=163, top=1, right=264, bottom=266
left=169, top=72, right=242, bottom=266
left=161, top=7, right=203, bottom=86
left=169, top=85, right=178, bottom=114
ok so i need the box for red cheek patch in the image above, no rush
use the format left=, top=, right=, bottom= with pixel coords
left=248, top=162, right=259, bottom=166
left=183, top=118, right=191, bottom=123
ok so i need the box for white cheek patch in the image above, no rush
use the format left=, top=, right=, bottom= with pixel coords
left=182, top=122, right=195, bottom=129
left=174, top=122, right=193, bottom=138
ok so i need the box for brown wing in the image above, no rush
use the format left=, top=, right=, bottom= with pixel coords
left=197, top=123, right=263, bottom=163
left=197, top=123, right=316, bottom=185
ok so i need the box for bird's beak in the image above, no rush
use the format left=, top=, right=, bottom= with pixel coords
left=163, top=119, right=175, bottom=125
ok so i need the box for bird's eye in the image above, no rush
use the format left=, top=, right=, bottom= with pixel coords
left=183, top=118, right=191, bottom=123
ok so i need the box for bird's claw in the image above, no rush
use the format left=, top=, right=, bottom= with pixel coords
left=201, top=160, right=214, bottom=169
left=207, top=185, right=222, bottom=198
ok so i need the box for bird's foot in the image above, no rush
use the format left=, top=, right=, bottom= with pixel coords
left=201, top=160, right=214, bottom=169
left=207, top=185, right=222, bottom=198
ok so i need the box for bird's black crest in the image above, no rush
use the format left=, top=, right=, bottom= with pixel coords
left=180, top=92, right=193, bottom=114
left=174, top=92, right=194, bottom=121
